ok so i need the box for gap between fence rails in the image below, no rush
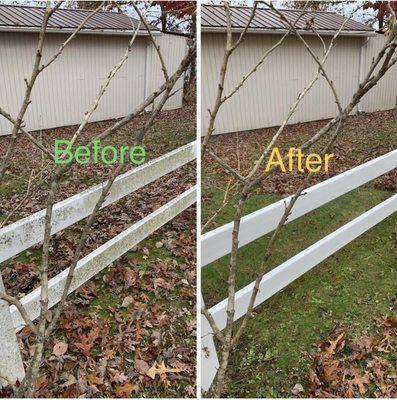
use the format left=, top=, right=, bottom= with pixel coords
left=10, top=186, right=196, bottom=331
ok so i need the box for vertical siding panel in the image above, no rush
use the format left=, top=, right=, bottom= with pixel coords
left=361, top=35, right=397, bottom=112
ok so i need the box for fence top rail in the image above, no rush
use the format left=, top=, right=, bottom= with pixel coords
left=0, top=141, right=196, bottom=264
left=201, top=149, right=397, bottom=267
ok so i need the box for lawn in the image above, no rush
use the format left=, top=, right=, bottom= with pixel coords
left=201, top=110, right=396, bottom=398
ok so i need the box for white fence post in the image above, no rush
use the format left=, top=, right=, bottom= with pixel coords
left=201, top=296, right=219, bottom=392
left=0, top=274, right=24, bottom=386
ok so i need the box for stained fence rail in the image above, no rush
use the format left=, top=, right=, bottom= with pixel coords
left=0, top=141, right=196, bottom=386
left=201, top=149, right=397, bottom=391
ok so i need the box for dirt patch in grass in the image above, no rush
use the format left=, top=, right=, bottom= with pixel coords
left=0, top=98, right=197, bottom=397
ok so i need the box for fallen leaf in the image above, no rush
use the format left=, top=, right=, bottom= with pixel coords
left=53, top=342, right=68, bottom=357
left=377, top=315, right=397, bottom=328
left=121, top=295, right=134, bottom=308
left=87, top=373, right=104, bottom=386
left=135, top=358, right=150, bottom=375
left=60, top=374, right=76, bottom=388
left=112, top=371, right=128, bottom=384
left=291, top=383, right=304, bottom=395
left=146, top=361, right=182, bottom=380
left=322, top=359, right=339, bottom=384
left=350, top=369, right=371, bottom=395
left=74, top=326, right=100, bottom=357
left=115, top=382, right=139, bottom=397
left=349, top=335, right=374, bottom=361
left=377, top=331, right=394, bottom=353
left=325, top=332, right=345, bottom=355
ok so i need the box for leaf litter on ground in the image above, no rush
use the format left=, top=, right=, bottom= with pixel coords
left=305, top=314, right=397, bottom=398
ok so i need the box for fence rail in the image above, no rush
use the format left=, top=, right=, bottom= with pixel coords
left=201, top=149, right=397, bottom=391
left=0, top=142, right=196, bottom=386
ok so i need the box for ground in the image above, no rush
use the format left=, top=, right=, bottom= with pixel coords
left=0, top=93, right=196, bottom=398
left=201, top=109, right=397, bottom=398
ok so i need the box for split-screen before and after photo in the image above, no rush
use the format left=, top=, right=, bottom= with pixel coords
left=0, top=1, right=396, bottom=398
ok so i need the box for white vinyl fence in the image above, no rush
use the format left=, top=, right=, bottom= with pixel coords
left=0, top=141, right=196, bottom=386
left=201, top=149, right=397, bottom=391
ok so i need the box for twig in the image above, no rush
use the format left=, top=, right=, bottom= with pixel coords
left=0, top=293, right=37, bottom=335
left=208, top=151, right=245, bottom=182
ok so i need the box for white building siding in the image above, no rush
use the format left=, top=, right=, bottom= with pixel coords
left=202, top=32, right=396, bottom=135
left=360, top=35, right=397, bottom=112
left=0, top=31, right=186, bottom=136
left=148, top=34, right=187, bottom=110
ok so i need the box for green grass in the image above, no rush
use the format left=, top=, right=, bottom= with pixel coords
left=0, top=174, right=30, bottom=196
left=201, top=184, right=396, bottom=397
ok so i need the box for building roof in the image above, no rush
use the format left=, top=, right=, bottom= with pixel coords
left=201, top=4, right=375, bottom=37
left=0, top=4, right=159, bottom=36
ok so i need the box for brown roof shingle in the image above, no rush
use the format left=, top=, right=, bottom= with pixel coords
left=201, top=4, right=374, bottom=36
left=0, top=4, right=157, bottom=35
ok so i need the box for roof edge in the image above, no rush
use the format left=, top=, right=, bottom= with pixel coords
left=202, top=3, right=367, bottom=16
left=201, top=26, right=376, bottom=37
left=0, top=26, right=161, bottom=36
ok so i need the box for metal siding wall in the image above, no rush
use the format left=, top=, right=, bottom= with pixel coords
left=147, top=34, right=187, bottom=110
left=361, top=35, right=397, bottom=112
left=0, top=31, right=185, bottom=136
left=202, top=32, right=392, bottom=135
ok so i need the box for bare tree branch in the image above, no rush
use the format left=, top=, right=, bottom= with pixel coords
left=0, top=292, right=37, bottom=335
left=0, top=1, right=107, bottom=181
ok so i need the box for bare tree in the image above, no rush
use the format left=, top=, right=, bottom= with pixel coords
left=201, top=1, right=397, bottom=397
left=0, top=1, right=196, bottom=397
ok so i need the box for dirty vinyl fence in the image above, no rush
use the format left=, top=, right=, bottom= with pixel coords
left=0, top=141, right=196, bottom=386
left=200, top=149, right=397, bottom=391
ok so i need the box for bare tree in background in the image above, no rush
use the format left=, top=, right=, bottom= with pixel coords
left=0, top=1, right=196, bottom=397
left=201, top=1, right=397, bottom=397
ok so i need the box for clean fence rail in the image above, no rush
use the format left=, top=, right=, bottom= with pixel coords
left=0, top=142, right=196, bottom=386
left=201, top=149, right=397, bottom=391
left=201, top=149, right=397, bottom=267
